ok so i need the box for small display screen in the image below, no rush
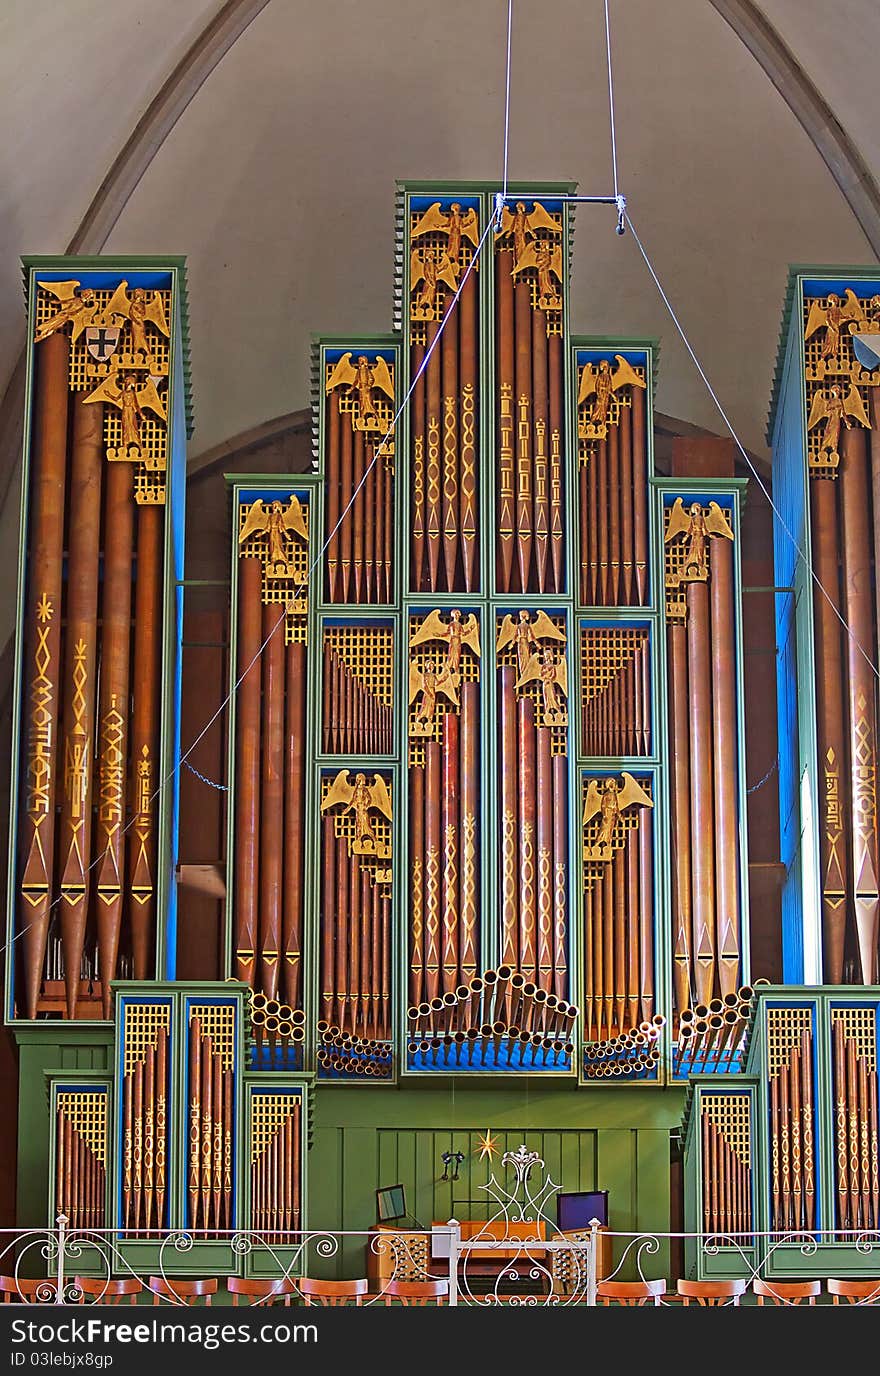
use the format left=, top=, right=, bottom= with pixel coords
left=557, top=1190, right=608, bottom=1230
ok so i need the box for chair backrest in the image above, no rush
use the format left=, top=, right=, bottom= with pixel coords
left=0, top=1275, right=58, bottom=1304
left=827, top=1277, right=880, bottom=1304
left=227, top=1275, right=296, bottom=1306
left=298, top=1277, right=369, bottom=1306
left=74, top=1276, right=141, bottom=1305
left=382, top=1279, right=449, bottom=1306
left=752, top=1277, right=820, bottom=1305
left=677, top=1278, right=746, bottom=1306
left=147, top=1276, right=217, bottom=1305
left=597, top=1278, right=666, bottom=1306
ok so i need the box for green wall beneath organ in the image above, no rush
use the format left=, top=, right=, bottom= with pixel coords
left=14, top=1030, right=113, bottom=1231
left=309, top=1082, right=684, bottom=1278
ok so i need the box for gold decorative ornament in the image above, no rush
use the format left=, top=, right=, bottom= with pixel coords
left=582, top=772, right=653, bottom=862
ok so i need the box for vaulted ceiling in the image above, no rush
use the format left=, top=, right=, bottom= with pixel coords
left=0, top=0, right=877, bottom=636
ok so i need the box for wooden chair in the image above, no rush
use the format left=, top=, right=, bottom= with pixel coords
left=753, top=1277, right=820, bottom=1306
left=597, top=1278, right=666, bottom=1307
left=676, top=1278, right=746, bottom=1306
left=298, top=1277, right=368, bottom=1306
left=227, top=1275, right=297, bottom=1307
left=0, top=1276, right=58, bottom=1303
left=147, top=1276, right=217, bottom=1306
left=382, top=1279, right=448, bottom=1306
left=74, top=1276, right=141, bottom=1305
left=828, top=1277, right=880, bottom=1305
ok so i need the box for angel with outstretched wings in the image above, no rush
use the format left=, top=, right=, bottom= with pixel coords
left=582, top=772, right=653, bottom=858
left=34, top=281, right=99, bottom=343
left=664, top=497, right=733, bottom=578
left=83, top=371, right=165, bottom=457
left=408, top=659, right=459, bottom=730
left=238, top=496, right=307, bottom=571
left=805, top=289, right=865, bottom=361
left=577, top=355, right=646, bottom=426
left=100, top=281, right=169, bottom=363
left=410, top=251, right=458, bottom=314
left=496, top=200, right=560, bottom=263
left=320, top=770, right=392, bottom=846
left=410, top=608, right=480, bottom=677
left=511, top=240, right=562, bottom=305
left=325, top=352, right=394, bottom=423
left=807, top=382, right=871, bottom=458
left=516, top=646, right=568, bottom=722
left=497, top=609, right=565, bottom=677
left=412, top=202, right=479, bottom=281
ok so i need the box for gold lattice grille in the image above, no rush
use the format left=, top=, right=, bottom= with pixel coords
left=250, top=1092, right=300, bottom=1164
left=580, top=626, right=651, bottom=756
left=767, top=1007, right=812, bottom=1075
left=57, top=1091, right=108, bottom=1162
left=702, top=1093, right=752, bottom=1166
left=123, top=1003, right=171, bottom=1074
left=497, top=613, right=568, bottom=753
left=324, top=624, right=393, bottom=705
left=802, top=292, right=879, bottom=477
left=189, top=1003, right=236, bottom=1071
left=831, top=1007, right=877, bottom=1069
left=581, top=775, right=651, bottom=890
left=238, top=498, right=309, bottom=645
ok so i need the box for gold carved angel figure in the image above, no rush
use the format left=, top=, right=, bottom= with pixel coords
left=496, top=609, right=565, bottom=679
left=410, top=608, right=481, bottom=680
left=100, top=280, right=170, bottom=367
left=582, top=772, right=653, bottom=862
left=411, top=201, right=479, bottom=285
left=321, top=769, right=392, bottom=855
left=410, top=251, right=458, bottom=318
left=34, top=281, right=99, bottom=343
left=512, top=239, right=563, bottom=309
left=517, top=645, right=568, bottom=725
left=408, top=659, right=459, bottom=735
left=83, top=371, right=166, bottom=458
left=807, top=382, right=870, bottom=462
left=325, top=351, right=394, bottom=429
left=577, top=354, right=647, bottom=432
left=496, top=200, right=561, bottom=268
left=237, top=496, right=308, bottom=574
left=805, top=289, right=865, bottom=364
left=664, top=497, right=733, bottom=580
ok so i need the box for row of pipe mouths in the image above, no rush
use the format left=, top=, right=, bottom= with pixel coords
left=582, top=1014, right=666, bottom=1079
left=249, top=993, right=306, bottom=1062
left=672, top=985, right=759, bottom=1075
left=317, top=1022, right=393, bottom=1077
left=407, top=1027, right=573, bottom=1069
left=407, top=967, right=578, bottom=1040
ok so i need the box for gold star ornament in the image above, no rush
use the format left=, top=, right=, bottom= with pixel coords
left=477, top=1130, right=501, bottom=1161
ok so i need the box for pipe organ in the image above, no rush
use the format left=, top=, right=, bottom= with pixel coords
left=8, top=186, right=806, bottom=1274
left=772, top=270, right=880, bottom=987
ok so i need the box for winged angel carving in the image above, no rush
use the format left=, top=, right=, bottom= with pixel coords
left=83, top=372, right=166, bottom=458
left=238, top=497, right=308, bottom=574
left=664, top=497, right=733, bottom=580
left=100, top=280, right=169, bottom=365
left=807, top=382, right=870, bottom=462
left=410, top=608, right=480, bottom=678
left=804, top=288, right=866, bottom=362
left=496, top=610, right=564, bottom=677
left=321, top=770, right=392, bottom=852
left=577, top=354, right=646, bottom=428
left=34, top=280, right=100, bottom=343
left=325, top=352, right=394, bottom=428
left=411, top=201, right=479, bottom=287
left=582, top=772, right=653, bottom=861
